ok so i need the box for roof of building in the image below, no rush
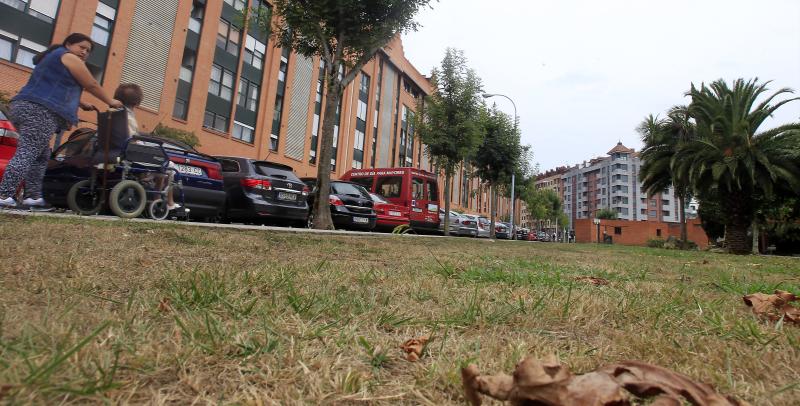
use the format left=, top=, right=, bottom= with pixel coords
left=607, top=142, right=635, bottom=155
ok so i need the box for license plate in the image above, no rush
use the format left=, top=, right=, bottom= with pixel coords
left=174, top=164, right=203, bottom=176
left=388, top=210, right=401, bottom=217
left=277, top=191, right=296, bottom=201
left=353, top=217, right=369, bottom=224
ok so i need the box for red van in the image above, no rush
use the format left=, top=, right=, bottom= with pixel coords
left=341, top=167, right=440, bottom=233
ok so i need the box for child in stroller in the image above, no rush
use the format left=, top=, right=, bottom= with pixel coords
left=65, top=85, right=184, bottom=219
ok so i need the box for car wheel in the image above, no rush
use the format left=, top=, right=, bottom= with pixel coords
left=306, top=210, right=314, bottom=228
left=67, top=180, right=103, bottom=215
left=109, top=180, right=146, bottom=219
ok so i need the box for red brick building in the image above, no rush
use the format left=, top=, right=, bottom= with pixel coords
left=574, top=218, right=710, bottom=249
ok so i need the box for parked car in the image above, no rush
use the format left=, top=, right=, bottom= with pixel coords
left=340, top=167, right=440, bottom=233
left=438, top=209, right=462, bottom=236
left=458, top=214, right=479, bottom=237
left=477, top=216, right=491, bottom=238
left=0, top=107, right=18, bottom=182
left=537, top=231, right=549, bottom=241
left=369, top=192, right=409, bottom=231
left=528, top=230, right=538, bottom=241
left=43, top=131, right=226, bottom=220
left=495, top=222, right=511, bottom=239
left=301, top=178, right=377, bottom=231
left=516, top=227, right=529, bottom=241
left=215, top=156, right=309, bottom=226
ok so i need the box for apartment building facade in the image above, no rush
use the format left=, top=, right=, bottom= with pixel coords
left=1, top=0, right=434, bottom=176
left=558, top=142, right=679, bottom=230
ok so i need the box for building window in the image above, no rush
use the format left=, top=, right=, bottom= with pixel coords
left=309, top=60, right=324, bottom=164
left=233, top=121, right=254, bottom=143
left=0, top=31, right=47, bottom=69
left=614, top=227, right=622, bottom=235
left=656, top=229, right=662, bottom=237
left=237, top=78, right=259, bottom=112
left=270, top=47, right=289, bottom=151
left=352, top=73, right=369, bottom=169
left=371, top=62, right=383, bottom=168
left=209, top=64, right=234, bottom=101
left=243, top=35, right=266, bottom=69
left=399, top=105, right=415, bottom=166
left=173, top=97, right=188, bottom=120
left=203, top=111, right=229, bottom=133
left=179, top=48, right=196, bottom=83
left=90, top=2, right=115, bottom=46
left=2, top=0, right=60, bottom=23
left=216, top=19, right=241, bottom=56
left=223, top=0, right=246, bottom=11
left=188, top=1, right=204, bottom=33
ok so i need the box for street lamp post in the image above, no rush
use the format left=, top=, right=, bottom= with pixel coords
left=482, top=93, right=517, bottom=240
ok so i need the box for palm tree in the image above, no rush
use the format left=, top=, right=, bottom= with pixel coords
left=677, top=78, right=800, bottom=254
left=638, top=106, right=695, bottom=247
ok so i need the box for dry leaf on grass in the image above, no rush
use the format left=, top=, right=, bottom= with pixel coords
left=158, top=298, right=172, bottom=313
left=462, top=356, right=748, bottom=406
left=399, top=336, right=429, bottom=362
left=574, top=276, right=610, bottom=286
left=743, top=290, right=800, bottom=325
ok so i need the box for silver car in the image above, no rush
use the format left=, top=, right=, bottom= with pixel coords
left=477, top=216, right=491, bottom=238
left=439, top=209, right=461, bottom=235
left=458, top=214, right=480, bottom=237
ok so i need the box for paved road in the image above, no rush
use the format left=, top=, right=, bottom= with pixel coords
left=0, top=208, right=450, bottom=239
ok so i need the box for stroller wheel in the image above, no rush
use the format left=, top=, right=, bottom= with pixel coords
left=67, top=180, right=103, bottom=215
left=109, top=180, right=146, bottom=218
left=148, top=199, right=169, bottom=220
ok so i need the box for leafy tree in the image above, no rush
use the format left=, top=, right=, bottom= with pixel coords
left=472, top=106, right=521, bottom=237
left=416, top=48, right=484, bottom=235
left=595, top=208, right=618, bottom=220
left=637, top=106, right=695, bottom=247
left=253, top=0, right=432, bottom=229
left=677, top=78, right=800, bottom=254
left=523, top=188, right=563, bottom=231
left=0, top=90, right=10, bottom=109
left=153, top=124, right=201, bottom=149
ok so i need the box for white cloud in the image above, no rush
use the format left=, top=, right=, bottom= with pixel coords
left=403, top=0, right=800, bottom=170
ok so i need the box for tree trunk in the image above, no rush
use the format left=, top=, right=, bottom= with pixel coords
left=443, top=171, right=452, bottom=235
left=489, top=184, right=496, bottom=239
left=751, top=220, right=759, bottom=255
left=312, top=77, right=343, bottom=230
left=725, top=192, right=752, bottom=254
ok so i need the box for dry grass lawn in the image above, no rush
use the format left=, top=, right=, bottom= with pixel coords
left=1, top=214, right=799, bottom=404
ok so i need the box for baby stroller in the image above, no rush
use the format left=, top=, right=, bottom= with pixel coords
left=66, top=108, right=185, bottom=220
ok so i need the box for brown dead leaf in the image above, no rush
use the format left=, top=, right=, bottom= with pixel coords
left=462, top=356, right=747, bottom=406
left=743, top=290, right=800, bottom=325
left=599, top=360, right=747, bottom=405
left=158, top=297, right=172, bottom=313
left=399, top=335, right=429, bottom=362
left=575, top=276, right=610, bottom=286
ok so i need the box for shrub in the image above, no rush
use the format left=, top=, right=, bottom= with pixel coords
left=647, top=238, right=665, bottom=248
left=152, top=124, right=200, bottom=149
left=0, top=90, right=10, bottom=109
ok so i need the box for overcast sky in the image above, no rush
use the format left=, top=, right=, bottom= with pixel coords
left=402, top=0, right=800, bottom=171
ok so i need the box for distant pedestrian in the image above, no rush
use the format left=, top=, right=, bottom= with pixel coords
left=0, top=33, right=122, bottom=211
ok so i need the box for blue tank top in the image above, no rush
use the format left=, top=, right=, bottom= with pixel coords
left=13, top=47, right=82, bottom=126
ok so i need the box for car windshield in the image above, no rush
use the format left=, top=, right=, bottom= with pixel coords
left=332, top=182, right=369, bottom=198
left=369, top=193, right=388, bottom=203
left=254, top=162, right=299, bottom=181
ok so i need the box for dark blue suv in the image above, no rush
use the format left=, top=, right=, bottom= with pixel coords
left=44, top=130, right=226, bottom=221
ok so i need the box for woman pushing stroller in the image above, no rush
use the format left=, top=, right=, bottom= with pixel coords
left=0, top=33, right=123, bottom=210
